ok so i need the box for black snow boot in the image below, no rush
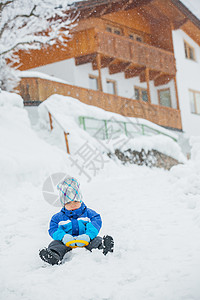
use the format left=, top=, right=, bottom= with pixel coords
left=102, top=235, right=114, bottom=256
left=39, top=248, right=61, bottom=265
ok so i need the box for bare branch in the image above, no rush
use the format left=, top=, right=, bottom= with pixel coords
left=0, top=1, right=13, bottom=14
left=0, top=36, right=57, bottom=56
left=0, top=5, right=38, bottom=38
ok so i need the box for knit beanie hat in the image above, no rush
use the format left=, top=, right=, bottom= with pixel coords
left=57, top=176, right=83, bottom=206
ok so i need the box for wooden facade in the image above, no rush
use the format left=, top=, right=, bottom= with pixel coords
left=16, top=0, right=200, bottom=131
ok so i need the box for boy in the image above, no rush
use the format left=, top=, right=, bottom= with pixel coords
left=39, top=176, right=114, bottom=265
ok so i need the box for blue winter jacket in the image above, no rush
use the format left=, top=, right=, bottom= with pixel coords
left=49, top=202, right=102, bottom=241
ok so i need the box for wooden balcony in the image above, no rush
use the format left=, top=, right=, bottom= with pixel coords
left=73, top=29, right=176, bottom=85
left=19, top=77, right=182, bottom=130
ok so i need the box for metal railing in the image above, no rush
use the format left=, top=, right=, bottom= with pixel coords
left=79, top=116, right=177, bottom=142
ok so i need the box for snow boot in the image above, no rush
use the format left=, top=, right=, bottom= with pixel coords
left=102, top=235, right=114, bottom=256
left=39, top=248, right=61, bottom=265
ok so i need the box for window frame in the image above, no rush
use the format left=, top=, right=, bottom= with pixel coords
left=106, top=79, right=117, bottom=95
left=189, top=89, right=200, bottom=115
left=105, top=24, right=123, bottom=36
left=158, top=88, right=172, bottom=108
left=184, top=40, right=196, bottom=61
left=89, top=74, right=100, bottom=91
left=129, top=32, right=143, bottom=43
left=134, top=86, right=148, bottom=102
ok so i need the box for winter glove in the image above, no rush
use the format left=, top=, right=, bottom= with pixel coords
left=62, top=234, right=76, bottom=247
left=75, top=234, right=90, bottom=247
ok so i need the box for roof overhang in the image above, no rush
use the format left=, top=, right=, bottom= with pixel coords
left=69, top=0, right=154, bottom=19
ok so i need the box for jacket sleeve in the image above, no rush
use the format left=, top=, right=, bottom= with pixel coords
left=48, top=214, right=66, bottom=241
left=85, top=209, right=102, bottom=240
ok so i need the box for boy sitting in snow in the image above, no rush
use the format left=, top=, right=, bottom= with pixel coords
left=39, top=176, right=114, bottom=265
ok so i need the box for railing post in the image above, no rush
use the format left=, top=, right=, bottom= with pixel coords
left=48, top=112, right=53, bottom=130
left=64, top=132, right=70, bottom=154
left=82, top=116, right=86, bottom=130
left=141, top=124, right=145, bottom=135
left=145, top=68, right=151, bottom=103
left=124, top=122, right=128, bottom=136
left=79, top=116, right=86, bottom=130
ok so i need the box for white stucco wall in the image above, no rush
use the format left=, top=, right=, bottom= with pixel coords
left=30, top=58, right=178, bottom=115
left=172, top=29, right=200, bottom=137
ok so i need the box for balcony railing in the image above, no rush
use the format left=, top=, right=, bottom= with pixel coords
left=95, top=31, right=176, bottom=75
left=19, top=77, right=182, bottom=130
left=70, top=29, right=176, bottom=76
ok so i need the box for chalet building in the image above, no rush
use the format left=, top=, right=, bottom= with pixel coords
left=17, top=0, right=200, bottom=137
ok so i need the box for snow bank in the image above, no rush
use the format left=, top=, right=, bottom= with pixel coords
left=0, top=92, right=70, bottom=193
left=170, top=137, right=200, bottom=197
left=104, top=134, right=186, bottom=163
left=0, top=90, right=23, bottom=108
left=38, top=94, right=185, bottom=162
left=39, top=94, right=178, bottom=139
left=1, top=92, right=200, bottom=300
left=19, top=70, right=70, bottom=85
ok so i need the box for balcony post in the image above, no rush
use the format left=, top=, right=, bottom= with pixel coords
left=146, top=68, right=151, bottom=103
left=97, top=53, right=103, bottom=92
left=173, top=76, right=180, bottom=110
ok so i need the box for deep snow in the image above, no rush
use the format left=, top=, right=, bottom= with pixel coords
left=0, top=92, right=200, bottom=300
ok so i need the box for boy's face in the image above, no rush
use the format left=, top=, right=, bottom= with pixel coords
left=64, top=201, right=81, bottom=211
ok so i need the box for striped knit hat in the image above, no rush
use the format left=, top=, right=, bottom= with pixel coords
left=57, top=176, right=83, bottom=206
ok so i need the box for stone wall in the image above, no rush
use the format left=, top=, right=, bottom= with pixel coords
left=109, top=148, right=180, bottom=170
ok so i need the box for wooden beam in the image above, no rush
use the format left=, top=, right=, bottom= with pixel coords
left=83, top=7, right=96, bottom=19
left=140, top=70, right=161, bottom=82
left=92, top=56, right=114, bottom=70
left=121, top=0, right=132, bottom=11
left=173, top=18, right=188, bottom=30
left=48, top=112, right=53, bottom=131
left=125, top=67, right=145, bottom=79
left=173, top=76, right=180, bottom=110
left=146, top=68, right=151, bottom=103
left=97, top=53, right=103, bottom=92
left=64, top=132, right=70, bottom=154
left=99, top=3, right=112, bottom=16
left=139, top=71, right=146, bottom=83
left=154, top=74, right=173, bottom=86
left=109, top=62, right=131, bottom=74
left=75, top=53, right=96, bottom=66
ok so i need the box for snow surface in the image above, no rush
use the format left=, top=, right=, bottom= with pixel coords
left=1, top=92, right=200, bottom=300
left=37, top=94, right=186, bottom=163
left=19, top=71, right=70, bottom=85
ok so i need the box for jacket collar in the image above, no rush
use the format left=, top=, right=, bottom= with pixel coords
left=61, top=202, right=86, bottom=218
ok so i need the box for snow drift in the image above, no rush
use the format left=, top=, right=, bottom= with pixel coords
left=38, top=94, right=185, bottom=163
left=1, top=92, right=200, bottom=300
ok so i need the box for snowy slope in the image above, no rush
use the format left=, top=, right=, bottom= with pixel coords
left=37, top=94, right=185, bottom=163
left=0, top=92, right=200, bottom=300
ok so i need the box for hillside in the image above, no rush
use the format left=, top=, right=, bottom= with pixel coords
left=0, top=91, right=200, bottom=300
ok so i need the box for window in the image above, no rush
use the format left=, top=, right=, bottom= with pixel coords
left=134, top=87, right=148, bottom=102
left=158, top=89, right=171, bottom=108
left=184, top=41, right=195, bottom=61
left=106, top=79, right=117, bottom=95
left=135, top=35, right=143, bottom=42
left=129, top=32, right=143, bottom=43
left=189, top=90, right=200, bottom=114
left=89, top=75, right=99, bottom=91
left=106, top=25, right=122, bottom=36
